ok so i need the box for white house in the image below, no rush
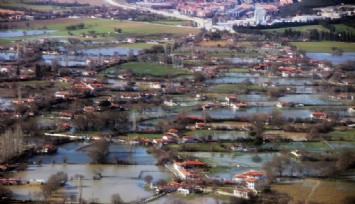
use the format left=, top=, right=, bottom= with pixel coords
left=245, top=177, right=257, bottom=190
left=177, top=187, right=192, bottom=195
left=150, top=82, right=163, bottom=89
left=54, top=91, right=70, bottom=99
left=233, top=188, right=254, bottom=199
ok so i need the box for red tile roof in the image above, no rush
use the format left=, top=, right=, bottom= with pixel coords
left=244, top=177, right=257, bottom=182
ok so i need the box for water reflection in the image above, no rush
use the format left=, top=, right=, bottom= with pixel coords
left=0, top=30, right=56, bottom=38
left=8, top=164, right=170, bottom=203
left=306, top=52, right=355, bottom=65
left=28, top=142, right=157, bottom=165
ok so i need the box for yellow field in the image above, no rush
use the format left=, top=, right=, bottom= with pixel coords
left=272, top=179, right=355, bottom=204
left=263, top=130, right=308, bottom=141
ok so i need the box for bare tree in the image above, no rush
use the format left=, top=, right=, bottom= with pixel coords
left=111, top=194, right=124, bottom=204
left=87, top=139, right=109, bottom=164
left=144, top=175, right=153, bottom=184
left=41, top=172, right=68, bottom=199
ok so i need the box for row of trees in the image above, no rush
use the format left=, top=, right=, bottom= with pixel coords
left=0, top=125, right=24, bottom=163
left=263, top=149, right=355, bottom=183
left=72, top=111, right=129, bottom=134
left=65, top=23, right=85, bottom=31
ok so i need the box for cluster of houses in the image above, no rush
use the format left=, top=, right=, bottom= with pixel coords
left=225, top=96, right=248, bottom=110
left=151, top=129, right=202, bottom=145
left=154, top=157, right=265, bottom=199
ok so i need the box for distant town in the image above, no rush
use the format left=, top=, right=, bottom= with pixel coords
left=0, top=0, right=354, bottom=204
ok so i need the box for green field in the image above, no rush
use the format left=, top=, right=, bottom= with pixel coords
left=26, top=18, right=198, bottom=36
left=290, top=41, right=355, bottom=52
left=328, top=130, right=355, bottom=141
left=0, top=0, right=83, bottom=11
left=263, top=25, right=329, bottom=33
left=228, top=68, right=249, bottom=73
left=152, top=20, right=194, bottom=26
left=333, top=24, right=355, bottom=34
left=104, top=62, right=190, bottom=76
left=14, top=81, right=70, bottom=87
left=0, top=38, right=13, bottom=46
left=263, top=24, right=355, bottom=35
left=126, top=133, right=161, bottom=139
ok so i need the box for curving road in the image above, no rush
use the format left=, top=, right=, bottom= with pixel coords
left=104, top=0, right=209, bottom=29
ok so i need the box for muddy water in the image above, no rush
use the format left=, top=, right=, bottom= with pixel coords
left=8, top=164, right=171, bottom=203
left=7, top=142, right=172, bottom=203
left=27, top=142, right=157, bottom=165
left=191, top=152, right=279, bottom=179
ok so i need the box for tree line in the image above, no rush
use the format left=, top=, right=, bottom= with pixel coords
left=21, top=0, right=89, bottom=7
left=65, top=23, right=85, bottom=31
left=278, top=0, right=355, bottom=17
left=0, top=125, right=24, bottom=163
left=283, top=28, right=355, bottom=42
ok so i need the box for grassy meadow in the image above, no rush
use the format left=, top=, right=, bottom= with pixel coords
left=4, top=18, right=198, bottom=37
left=290, top=41, right=355, bottom=52
left=263, top=25, right=329, bottom=33
left=104, top=62, right=190, bottom=77
left=0, top=0, right=85, bottom=11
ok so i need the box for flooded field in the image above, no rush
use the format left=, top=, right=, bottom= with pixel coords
left=8, top=164, right=170, bottom=203
left=42, top=55, right=88, bottom=66
left=306, top=52, right=355, bottom=65
left=0, top=98, right=13, bottom=110
left=28, top=142, right=157, bottom=165
left=191, top=152, right=279, bottom=179
left=206, top=74, right=315, bottom=86
left=0, top=52, right=17, bottom=60
left=278, top=94, right=342, bottom=106
left=79, top=47, right=141, bottom=56
left=0, top=30, right=56, bottom=38
left=190, top=130, right=249, bottom=140
left=190, top=108, right=313, bottom=120
left=7, top=142, right=172, bottom=203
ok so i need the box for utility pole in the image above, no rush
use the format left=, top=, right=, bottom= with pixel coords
left=78, top=176, right=82, bottom=204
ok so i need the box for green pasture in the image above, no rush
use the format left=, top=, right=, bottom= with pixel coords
left=228, top=68, right=249, bottom=73
left=14, top=80, right=70, bottom=87
left=29, top=18, right=198, bottom=36
left=126, top=133, right=161, bottom=139
left=328, top=130, right=355, bottom=142
left=0, top=0, right=83, bottom=11
left=290, top=41, right=355, bottom=52
left=118, top=43, right=156, bottom=49
left=262, top=25, right=329, bottom=33
left=104, top=62, right=190, bottom=76
left=152, top=20, right=194, bottom=26
left=332, top=24, right=355, bottom=34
